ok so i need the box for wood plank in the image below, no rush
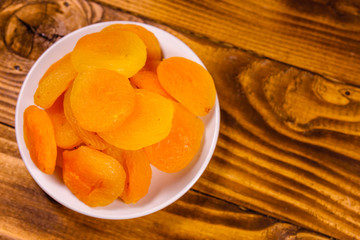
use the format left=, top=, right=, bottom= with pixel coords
left=0, top=123, right=20, bottom=158
left=94, top=0, right=360, bottom=86
left=0, top=0, right=354, bottom=239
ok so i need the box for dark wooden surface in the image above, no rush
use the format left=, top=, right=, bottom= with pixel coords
left=1, top=0, right=360, bottom=239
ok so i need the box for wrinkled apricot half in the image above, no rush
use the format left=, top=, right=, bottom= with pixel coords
left=120, top=150, right=152, bottom=204
left=23, top=105, right=57, bottom=174
left=46, top=94, right=82, bottom=149
left=63, top=84, right=108, bottom=150
left=62, top=146, right=126, bottom=207
left=144, top=102, right=204, bottom=173
left=99, top=89, right=174, bottom=150
left=157, top=57, right=216, bottom=116
left=71, top=30, right=146, bottom=78
left=130, top=70, right=173, bottom=99
left=103, top=147, right=152, bottom=204
left=102, top=24, right=162, bottom=64
left=34, top=53, right=77, bottom=109
left=70, top=69, right=135, bottom=132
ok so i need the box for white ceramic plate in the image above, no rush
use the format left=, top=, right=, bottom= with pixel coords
left=15, top=21, right=220, bottom=219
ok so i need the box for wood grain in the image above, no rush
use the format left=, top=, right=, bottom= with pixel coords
left=0, top=0, right=358, bottom=239
left=95, top=0, right=360, bottom=86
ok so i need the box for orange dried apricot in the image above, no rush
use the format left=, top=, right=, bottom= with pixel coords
left=23, top=105, right=57, bottom=174
left=63, top=84, right=108, bottom=150
left=144, top=102, right=204, bottom=173
left=34, top=53, right=77, bottom=109
left=99, top=89, right=174, bottom=150
left=142, top=60, right=161, bottom=73
left=71, top=30, right=146, bottom=78
left=102, top=145, right=126, bottom=166
left=157, top=57, right=216, bottom=116
left=120, top=149, right=152, bottom=204
left=62, top=146, right=126, bottom=207
left=130, top=70, right=174, bottom=99
left=103, top=147, right=152, bottom=204
left=102, top=24, right=162, bottom=64
left=70, top=69, right=135, bottom=132
left=46, top=94, right=82, bottom=149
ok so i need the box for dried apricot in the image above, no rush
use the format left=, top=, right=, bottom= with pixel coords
left=103, top=147, right=152, bottom=204
left=62, top=146, right=126, bottom=207
left=34, top=53, right=77, bottom=109
left=102, top=145, right=126, bottom=166
left=99, top=89, right=174, bottom=150
left=144, top=102, right=204, bottom=173
left=23, top=105, right=57, bottom=174
left=157, top=57, right=216, bottom=116
left=120, top=150, right=152, bottom=204
left=71, top=30, right=146, bottom=78
left=130, top=70, right=173, bottom=99
left=46, top=94, right=82, bottom=149
left=63, top=84, right=108, bottom=150
left=142, top=60, right=161, bottom=72
left=102, top=24, right=162, bottom=64
left=70, top=69, right=135, bottom=132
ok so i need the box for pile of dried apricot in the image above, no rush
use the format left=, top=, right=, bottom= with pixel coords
left=23, top=24, right=216, bottom=207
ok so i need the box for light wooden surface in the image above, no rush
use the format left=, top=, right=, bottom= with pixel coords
left=1, top=0, right=360, bottom=239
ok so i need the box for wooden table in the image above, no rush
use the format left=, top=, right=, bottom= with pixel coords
left=1, top=0, right=359, bottom=239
